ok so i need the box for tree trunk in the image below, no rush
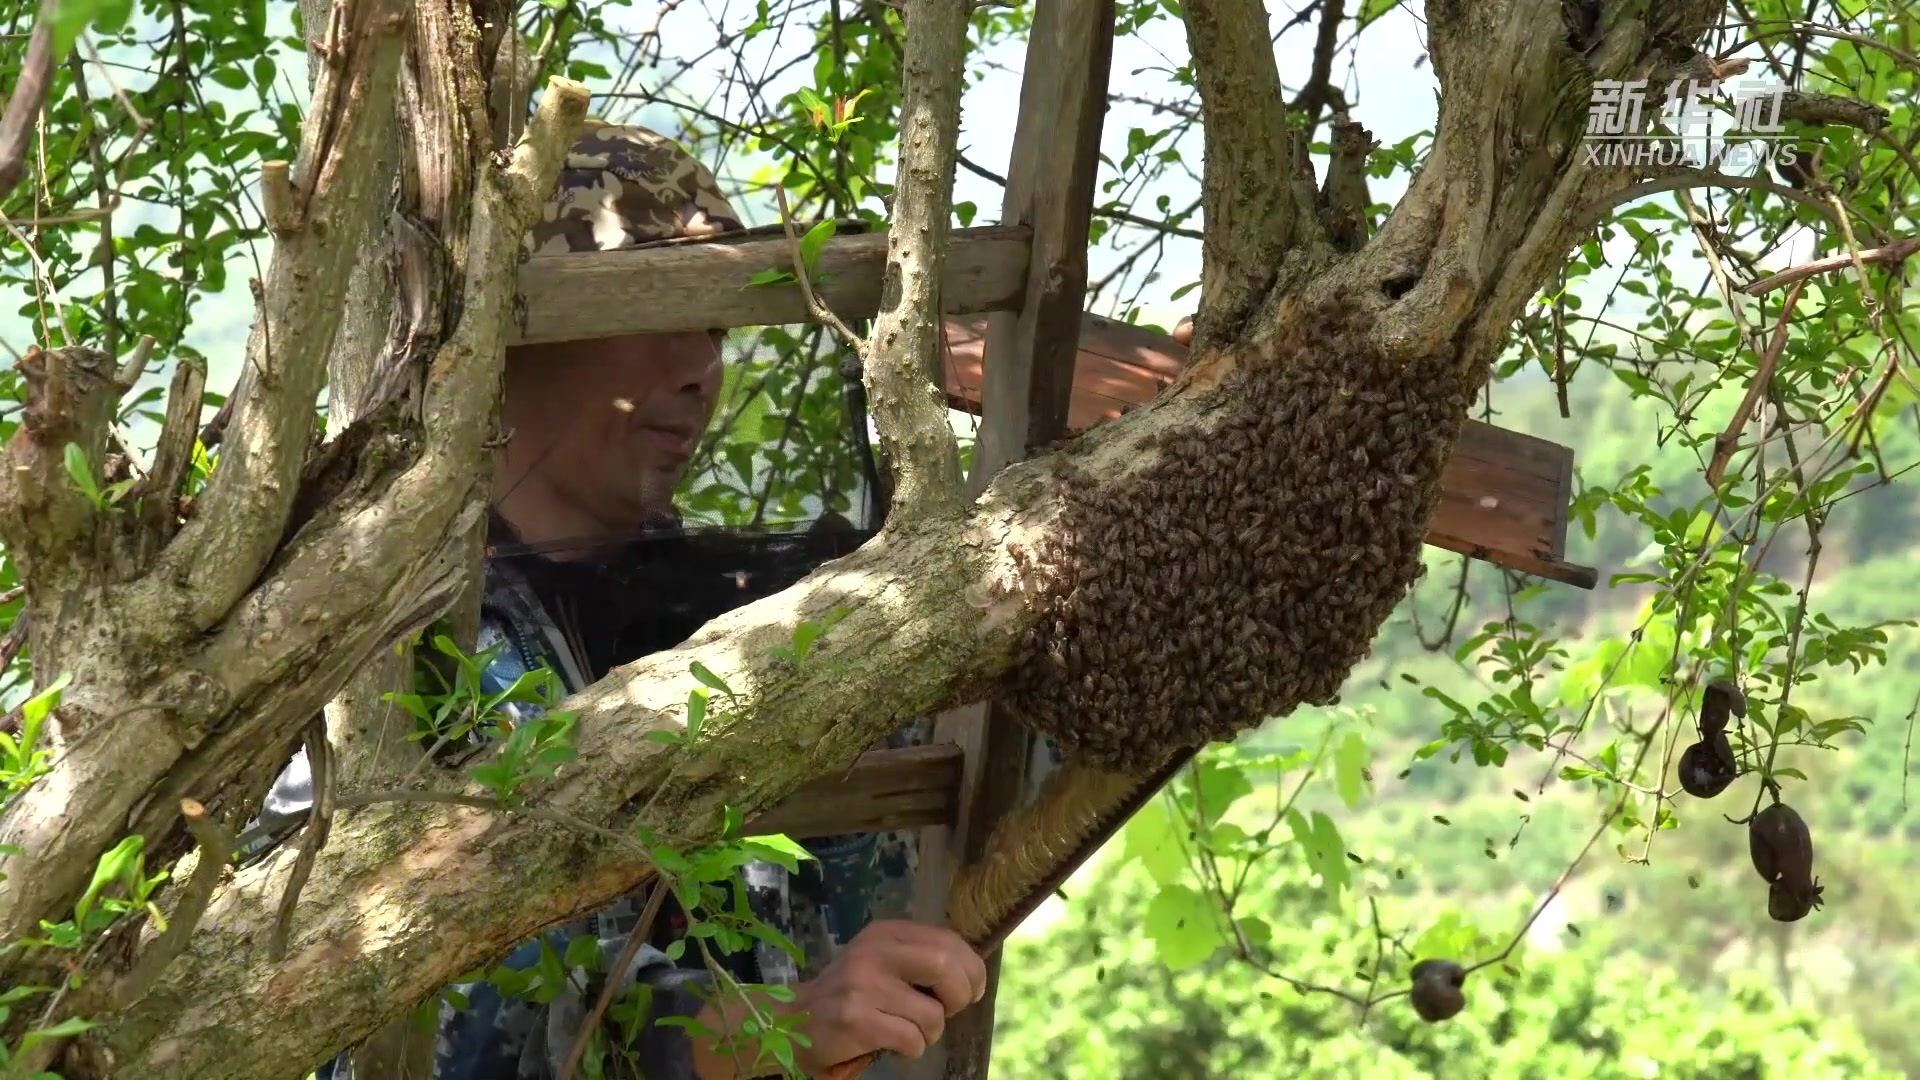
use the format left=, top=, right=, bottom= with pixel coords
left=0, top=0, right=1724, bottom=1076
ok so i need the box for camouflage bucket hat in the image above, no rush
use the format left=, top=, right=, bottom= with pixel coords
left=525, top=121, right=745, bottom=256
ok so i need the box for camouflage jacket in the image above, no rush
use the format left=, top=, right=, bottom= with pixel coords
left=254, top=553, right=932, bottom=1080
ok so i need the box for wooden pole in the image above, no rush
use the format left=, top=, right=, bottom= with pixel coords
left=907, top=1, right=1116, bottom=1077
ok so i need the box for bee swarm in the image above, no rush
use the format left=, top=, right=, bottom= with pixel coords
left=1004, top=299, right=1472, bottom=772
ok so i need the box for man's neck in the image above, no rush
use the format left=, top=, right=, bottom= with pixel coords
left=490, top=478, right=662, bottom=562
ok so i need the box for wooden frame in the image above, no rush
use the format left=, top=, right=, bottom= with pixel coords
left=512, top=233, right=1596, bottom=589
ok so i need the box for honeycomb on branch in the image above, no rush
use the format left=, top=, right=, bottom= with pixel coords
left=1004, top=299, right=1472, bottom=772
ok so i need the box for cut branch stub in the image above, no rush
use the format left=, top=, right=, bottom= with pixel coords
left=0, top=345, right=132, bottom=589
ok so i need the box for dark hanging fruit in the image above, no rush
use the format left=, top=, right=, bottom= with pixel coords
left=1700, top=678, right=1747, bottom=740
left=1677, top=735, right=1737, bottom=799
left=1767, top=878, right=1825, bottom=923
left=1409, top=959, right=1467, bottom=1022
left=1748, top=801, right=1815, bottom=886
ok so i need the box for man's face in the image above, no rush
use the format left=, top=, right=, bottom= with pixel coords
left=500, top=330, right=724, bottom=529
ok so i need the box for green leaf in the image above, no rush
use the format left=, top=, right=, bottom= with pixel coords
left=1237, top=915, right=1272, bottom=952
left=50, top=0, right=131, bottom=55
left=794, top=86, right=829, bottom=126
left=21, top=1015, right=97, bottom=1051
left=564, top=934, right=602, bottom=971
left=1620, top=619, right=1675, bottom=689
left=1332, top=731, right=1372, bottom=809
left=791, top=619, right=825, bottom=663
left=1285, top=809, right=1350, bottom=900
left=685, top=688, right=709, bottom=744
left=740, top=834, right=815, bottom=872
left=1122, top=797, right=1191, bottom=886
left=1191, top=758, right=1251, bottom=822
left=63, top=443, right=98, bottom=500
left=689, top=662, right=732, bottom=696
left=19, top=672, right=71, bottom=752
left=1558, top=638, right=1625, bottom=707
left=0, top=985, right=51, bottom=1006
left=798, top=219, right=836, bottom=272
left=1357, top=0, right=1402, bottom=27
left=744, top=267, right=798, bottom=288
left=1142, top=884, right=1225, bottom=970
left=209, top=67, right=250, bottom=91
left=75, top=835, right=145, bottom=929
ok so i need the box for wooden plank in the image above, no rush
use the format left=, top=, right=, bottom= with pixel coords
left=748, top=743, right=962, bottom=839
left=942, top=311, right=1598, bottom=589
left=510, top=225, right=1031, bottom=344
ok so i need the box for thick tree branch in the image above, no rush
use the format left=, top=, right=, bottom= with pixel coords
left=148, top=0, right=410, bottom=630
left=105, top=388, right=1181, bottom=1076
left=1179, top=0, right=1302, bottom=351
left=1337, top=0, right=1727, bottom=379
left=0, top=44, right=586, bottom=964
left=0, top=0, right=59, bottom=206
left=861, top=0, right=969, bottom=519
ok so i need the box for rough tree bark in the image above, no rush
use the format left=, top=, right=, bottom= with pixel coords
left=0, top=0, right=1725, bottom=1076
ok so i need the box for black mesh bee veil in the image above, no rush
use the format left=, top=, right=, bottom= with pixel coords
left=486, top=326, right=886, bottom=681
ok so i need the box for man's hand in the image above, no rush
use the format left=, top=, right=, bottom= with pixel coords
left=690, top=920, right=986, bottom=1080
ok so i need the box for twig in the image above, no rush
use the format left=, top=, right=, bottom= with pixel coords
left=1740, top=237, right=1920, bottom=296
left=1356, top=896, right=1387, bottom=1025
left=118, top=798, right=235, bottom=1005
left=1288, top=0, right=1344, bottom=125
left=772, top=183, right=864, bottom=352
left=0, top=212, right=73, bottom=338
left=271, top=716, right=334, bottom=961
left=0, top=614, right=32, bottom=730
left=555, top=876, right=669, bottom=1080
left=1594, top=170, right=1840, bottom=229
left=197, top=396, right=234, bottom=449
left=1706, top=280, right=1804, bottom=489
left=1724, top=19, right=1920, bottom=76
left=135, top=352, right=206, bottom=551
left=1903, top=685, right=1919, bottom=812
left=79, top=36, right=146, bottom=128
left=65, top=51, right=122, bottom=356
left=0, top=0, right=59, bottom=206
left=956, top=153, right=1206, bottom=239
